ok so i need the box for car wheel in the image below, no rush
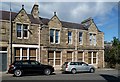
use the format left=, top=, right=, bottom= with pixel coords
left=90, top=68, right=95, bottom=73
left=71, top=69, right=76, bottom=74
left=14, top=69, right=22, bottom=77
left=44, top=69, right=51, bottom=75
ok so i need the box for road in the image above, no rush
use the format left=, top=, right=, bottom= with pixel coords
left=1, top=69, right=120, bottom=81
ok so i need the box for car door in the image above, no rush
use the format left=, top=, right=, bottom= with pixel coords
left=77, top=62, right=84, bottom=72
left=81, top=62, right=90, bottom=71
left=30, top=61, right=43, bottom=73
left=22, top=61, right=31, bottom=73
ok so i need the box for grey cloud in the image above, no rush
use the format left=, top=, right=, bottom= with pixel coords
left=1, top=2, right=118, bottom=24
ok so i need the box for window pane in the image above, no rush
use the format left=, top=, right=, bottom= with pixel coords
left=56, top=51, right=61, bottom=58
left=88, top=52, right=91, bottom=57
left=88, top=58, right=91, bottom=64
left=50, top=29, right=54, bottom=43
left=78, top=58, right=82, bottom=62
left=68, top=31, right=72, bottom=44
left=67, top=52, right=72, bottom=58
left=93, top=52, right=96, bottom=57
left=93, top=34, right=96, bottom=45
left=23, top=24, right=28, bottom=37
left=78, top=52, right=83, bottom=58
left=48, top=59, right=54, bottom=66
left=89, top=33, right=92, bottom=45
left=88, top=52, right=91, bottom=64
left=67, top=52, right=72, bottom=61
left=17, top=24, right=22, bottom=37
left=66, top=58, right=72, bottom=62
left=55, top=30, right=59, bottom=43
left=23, top=24, right=28, bottom=29
left=93, top=58, right=96, bottom=64
left=15, top=48, right=20, bottom=56
left=78, top=52, right=83, bottom=61
left=48, top=51, right=54, bottom=58
left=55, top=59, right=60, bottom=65
left=22, top=48, right=27, bottom=56
left=17, top=31, right=21, bottom=37
left=29, top=48, right=36, bottom=57
left=23, top=30, right=27, bottom=37
left=79, top=32, right=82, bottom=44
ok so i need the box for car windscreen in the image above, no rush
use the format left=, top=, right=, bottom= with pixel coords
left=14, top=61, right=22, bottom=65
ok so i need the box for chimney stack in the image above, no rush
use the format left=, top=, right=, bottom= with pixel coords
left=31, top=3, right=39, bottom=19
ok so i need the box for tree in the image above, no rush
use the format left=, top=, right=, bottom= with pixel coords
left=104, top=37, right=120, bottom=68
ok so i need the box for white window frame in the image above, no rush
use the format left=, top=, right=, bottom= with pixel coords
left=93, top=34, right=96, bottom=46
left=68, top=31, right=72, bottom=44
left=13, top=44, right=39, bottom=61
left=79, top=32, right=83, bottom=45
left=17, top=24, right=22, bottom=39
left=89, top=33, right=96, bottom=46
left=89, top=33, right=93, bottom=45
left=16, top=23, right=29, bottom=39
left=88, top=52, right=97, bottom=65
left=50, top=29, right=60, bottom=44
left=50, top=29, right=54, bottom=43
left=77, top=51, right=84, bottom=62
left=55, top=30, right=60, bottom=44
left=23, top=24, right=29, bottom=39
left=51, top=51, right=61, bottom=67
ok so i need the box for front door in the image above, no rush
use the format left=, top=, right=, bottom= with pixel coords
left=0, top=53, right=7, bottom=72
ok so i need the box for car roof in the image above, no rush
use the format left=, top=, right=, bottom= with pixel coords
left=14, top=60, right=37, bottom=62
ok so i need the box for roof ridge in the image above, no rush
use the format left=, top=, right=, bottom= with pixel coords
left=61, top=20, right=81, bottom=25
left=1, top=10, right=83, bottom=25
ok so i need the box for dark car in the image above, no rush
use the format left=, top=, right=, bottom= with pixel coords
left=8, top=60, right=54, bottom=77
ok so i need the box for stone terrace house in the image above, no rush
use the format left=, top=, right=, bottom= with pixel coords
left=0, top=4, right=104, bottom=71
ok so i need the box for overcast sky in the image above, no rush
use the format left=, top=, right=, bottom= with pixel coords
left=1, top=0, right=119, bottom=42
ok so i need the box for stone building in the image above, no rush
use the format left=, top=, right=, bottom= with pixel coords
left=0, top=4, right=104, bottom=71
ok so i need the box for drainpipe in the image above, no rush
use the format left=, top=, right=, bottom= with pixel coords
left=38, top=24, right=43, bottom=62
left=9, top=2, right=12, bottom=64
left=38, top=25, right=41, bottom=62
left=75, top=29, right=78, bottom=61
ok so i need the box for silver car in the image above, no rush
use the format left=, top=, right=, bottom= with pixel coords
left=61, top=62, right=95, bottom=74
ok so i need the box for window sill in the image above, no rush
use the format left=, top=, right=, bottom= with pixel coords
left=17, top=37, right=22, bottom=39
left=23, top=37, right=29, bottom=39
left=50, top=43, right=60, bottom=44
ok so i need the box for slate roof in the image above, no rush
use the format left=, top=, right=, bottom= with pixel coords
left=61, top=21, right=85, bottom=30
left=0, top=10, right=42, bottom=24
left=0, top=10, right=101, bottom=32
left=40, top=17, right=86, bottom=30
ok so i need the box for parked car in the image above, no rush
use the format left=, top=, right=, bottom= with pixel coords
left=61, top=62, right=95, bottom=74
left=8, top=60, right=54, bottom=77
